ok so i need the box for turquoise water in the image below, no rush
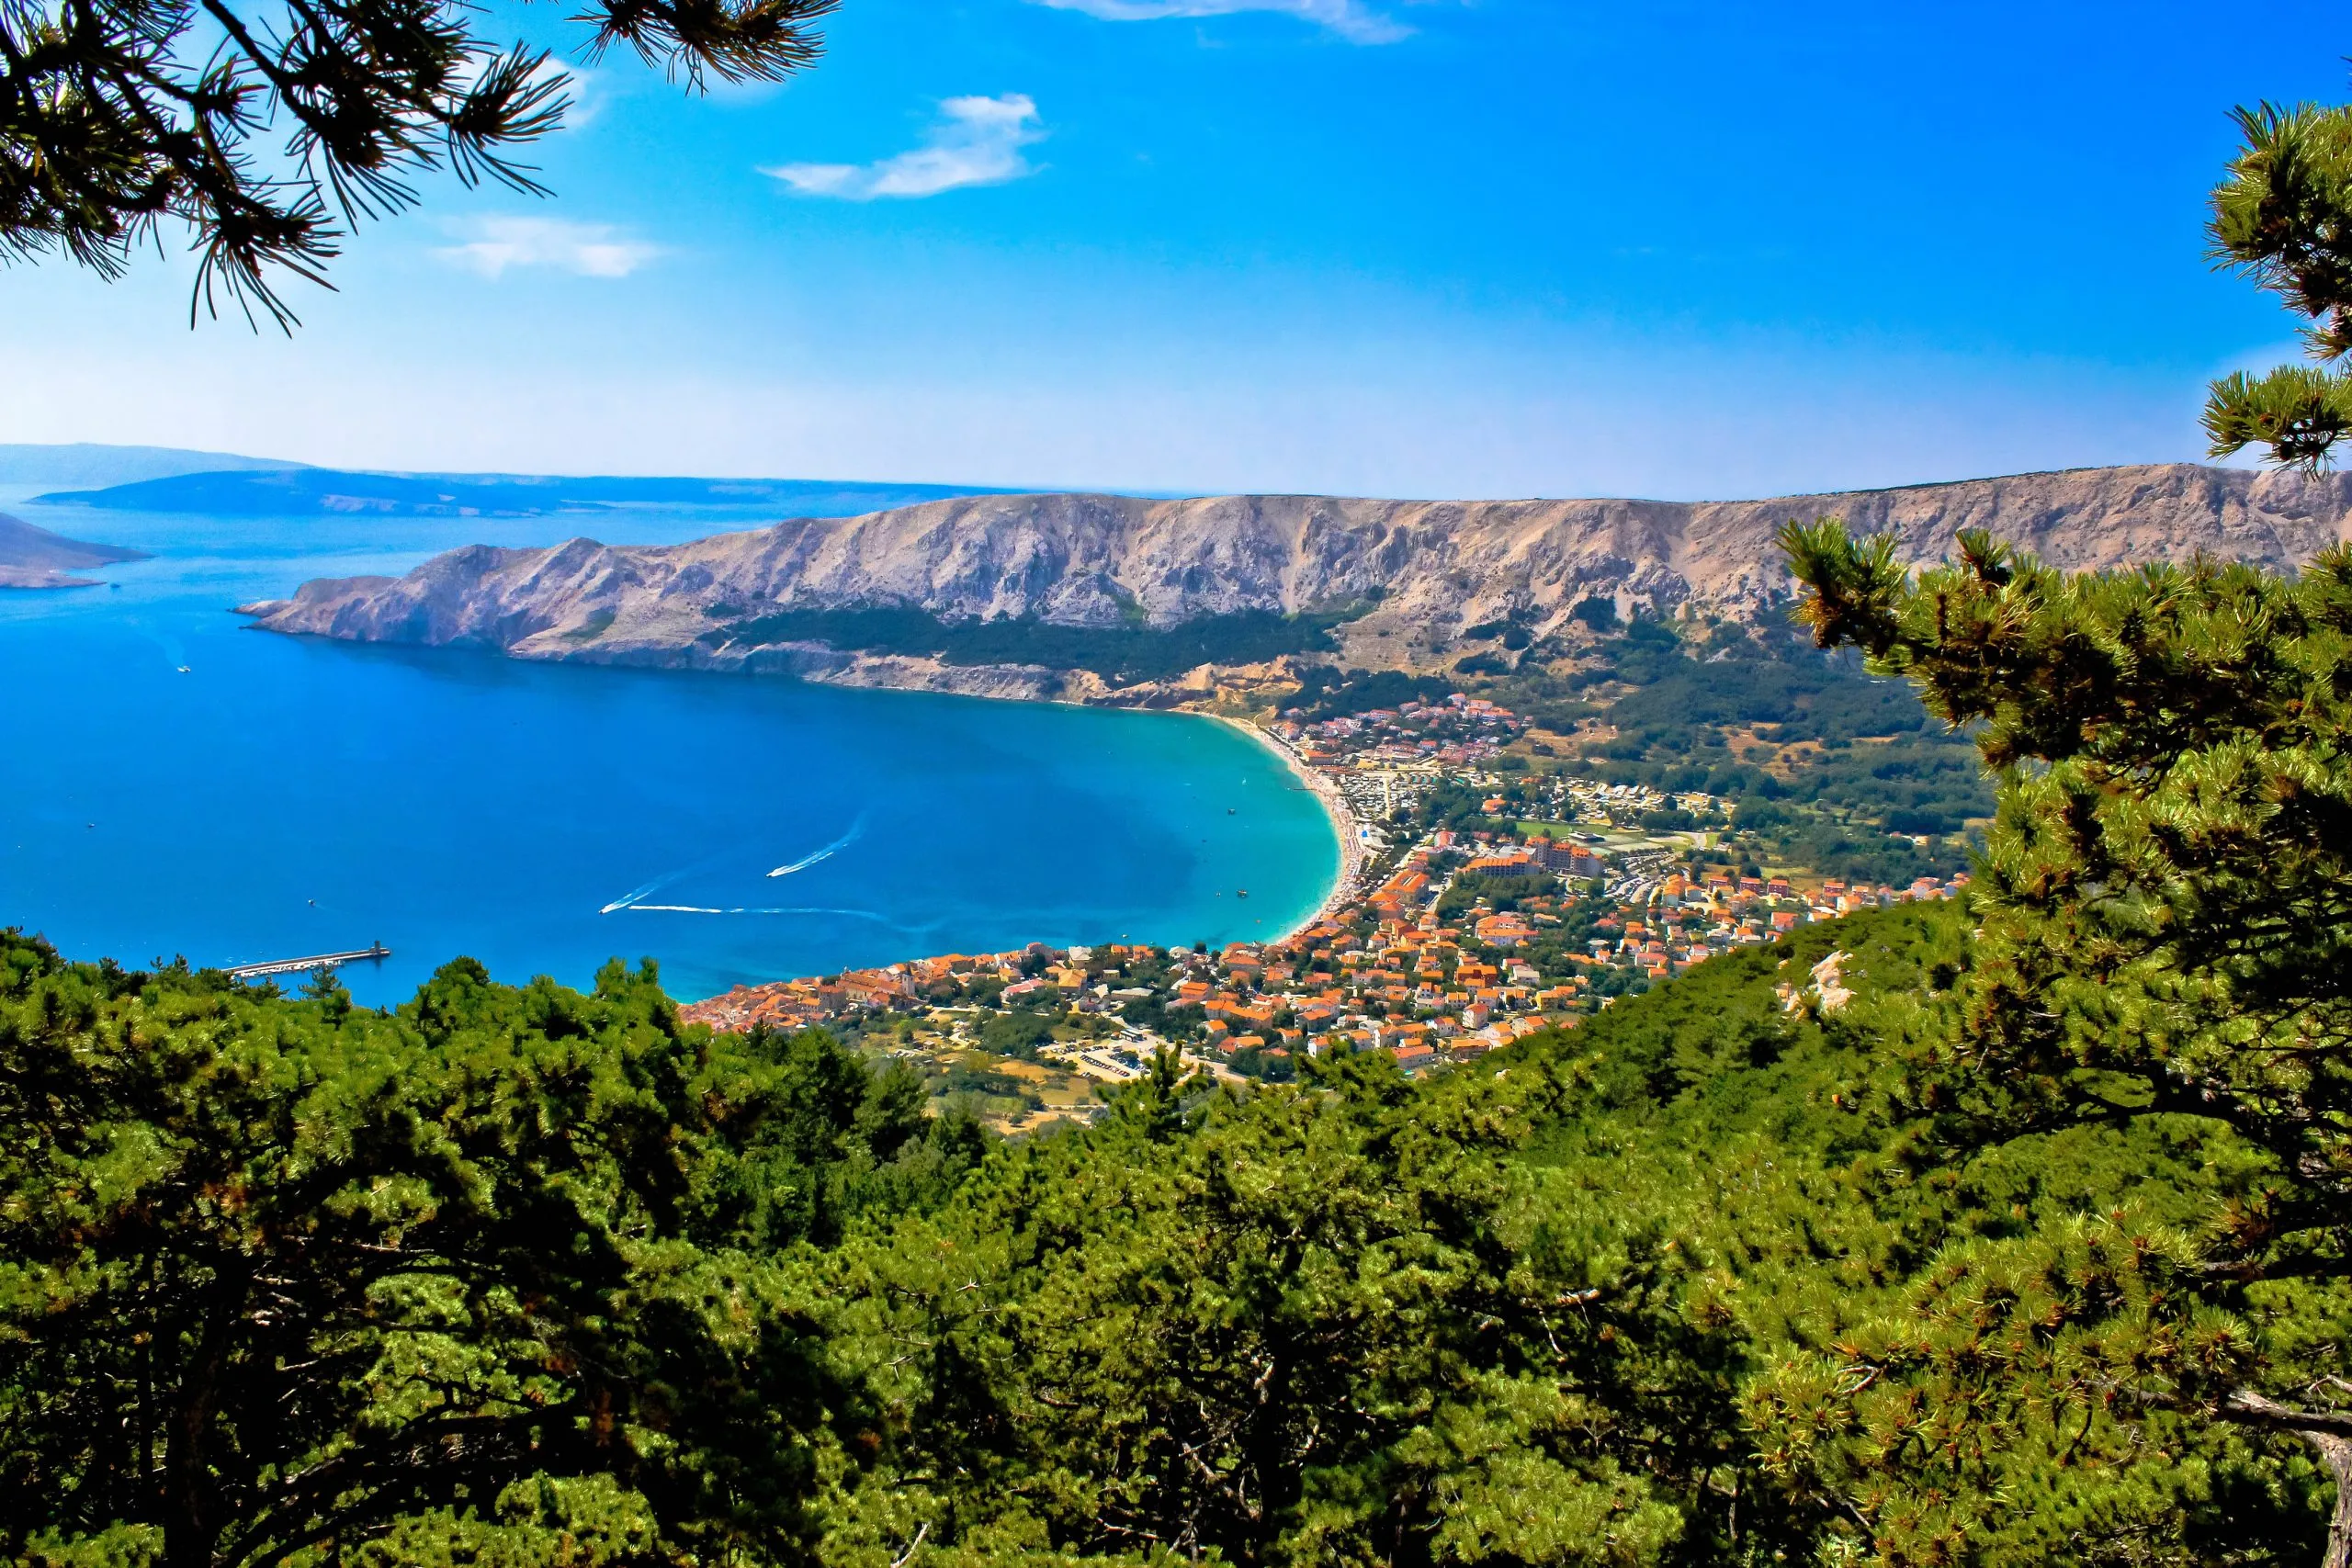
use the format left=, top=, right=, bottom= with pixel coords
left=0, top=493, right=1339, bottom=1007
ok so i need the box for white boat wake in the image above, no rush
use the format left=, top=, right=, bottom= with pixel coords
left=598, top=843, right=750, bottom=915
left=615, top=903, right=900, bottom=924
left=600, top=876, right=673, bottom=916
left=768, top=815, right=866, bottom=878
left=599, top=814, right=869, bottom=916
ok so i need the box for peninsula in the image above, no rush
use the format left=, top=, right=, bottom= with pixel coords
left=237, top=462, right=2352, bottom=705
left=0, top=513, right=149, bottom=590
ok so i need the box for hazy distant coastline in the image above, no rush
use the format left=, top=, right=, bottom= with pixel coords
left=36, top=467, right=1030, bottom=521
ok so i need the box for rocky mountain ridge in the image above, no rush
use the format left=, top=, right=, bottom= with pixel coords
left=239, top=463, right=2352, bottom=701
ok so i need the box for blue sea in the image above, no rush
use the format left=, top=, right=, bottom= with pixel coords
left=0, top=491, right=1339, bottom=1007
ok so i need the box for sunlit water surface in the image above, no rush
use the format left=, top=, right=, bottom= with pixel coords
left=0, top=492, right=1338, bottom=1005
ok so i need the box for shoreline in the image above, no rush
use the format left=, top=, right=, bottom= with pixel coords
left=675, top=707, right=1363, bottom=1018
left=1204, top=711, right=1365, bottom=942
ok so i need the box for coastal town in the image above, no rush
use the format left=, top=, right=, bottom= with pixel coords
left=679, top=689, right=1972, bottom=1133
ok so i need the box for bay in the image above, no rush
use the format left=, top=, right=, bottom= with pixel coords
left=0, top=491, right=1339, bottom=1007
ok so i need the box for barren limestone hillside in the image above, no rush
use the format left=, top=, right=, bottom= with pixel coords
left=239, top=463, right=2352, bottom=698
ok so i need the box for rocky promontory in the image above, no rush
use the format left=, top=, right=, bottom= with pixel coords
left=0, top=513, right=150, bottom=589
left=237, top=463, right=2352, bottom=699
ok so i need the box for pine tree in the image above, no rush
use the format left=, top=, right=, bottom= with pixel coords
left=0, top=936, right=981, bottom=1568
left=2205, top=97, right=2352, bottom=467
left=1770, top=520, right=2352, bottom=1566
left=1763, top=65, right=2352, bottom=1560
left=0, top=0, right=833, bottom=325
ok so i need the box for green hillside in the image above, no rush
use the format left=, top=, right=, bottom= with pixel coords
left=5, top=875, right=2338, bottom=1566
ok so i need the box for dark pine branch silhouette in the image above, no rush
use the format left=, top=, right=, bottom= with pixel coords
left=0, top=0, right=834, bottom=327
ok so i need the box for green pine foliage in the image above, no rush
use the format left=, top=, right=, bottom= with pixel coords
left=1771, top=519, right=2352, bottom=1564
left=2205, top=103, right=2352, bottom=467
left=0, top=0, right=832, bottom=326
left=7, top=868, right=2348, bottom=1564
left=0, top=938, right=980, bottom=1568
left=701, top=605, right=1367, bottom=689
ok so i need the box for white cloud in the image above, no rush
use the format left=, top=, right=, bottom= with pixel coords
left=765, top=95, right=1046, bottom=200
left=1027, top=0, right=1409, bottom=44
left=432, top=216, right=660, bottom=279
left=535, top=62, right=607, bottom=130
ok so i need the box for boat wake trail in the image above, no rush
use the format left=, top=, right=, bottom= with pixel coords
left=615, top=903, right=901, bottom=924
left=599, top=814, right=868, bottom=916
left=768, top=814, right=866, bottom=878
left=600, top=876, right=673, bottom=916
left=599, top=841, right=749, bottom=915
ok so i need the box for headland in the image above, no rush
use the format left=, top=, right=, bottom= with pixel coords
left=0, top=513, right=149, bottom=589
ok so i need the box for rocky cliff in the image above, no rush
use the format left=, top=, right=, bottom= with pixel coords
left=238, top=463, right=2352, bottom=698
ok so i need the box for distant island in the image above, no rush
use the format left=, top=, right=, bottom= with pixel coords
left=0, top=513, right=149, bottom=589
left=0, top=441, right=303, bottom=488
left=36, top=467, right=1031, bottom=520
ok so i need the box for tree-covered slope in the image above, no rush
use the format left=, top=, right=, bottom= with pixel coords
left=0, top=938, right=986, bottom=1568
left=15, top=893, right=2336, bottom=1568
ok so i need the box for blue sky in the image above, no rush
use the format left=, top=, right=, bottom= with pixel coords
left=4, top=0, right=2346, bottom=498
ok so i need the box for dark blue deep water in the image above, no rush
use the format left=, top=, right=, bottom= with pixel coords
left=0, top=493, right=1338, bottom=1006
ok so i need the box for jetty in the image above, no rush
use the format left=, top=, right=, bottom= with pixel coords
left=223, top=942, right=391, bottom=980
